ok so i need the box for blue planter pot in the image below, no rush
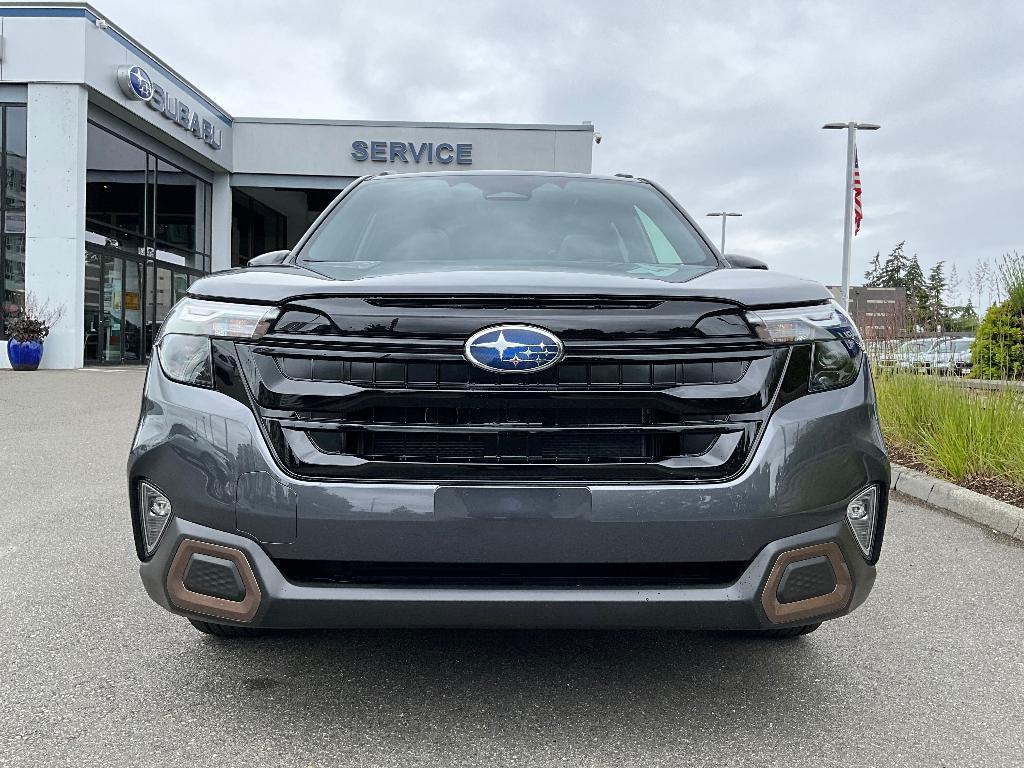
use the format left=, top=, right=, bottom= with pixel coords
left=7, top=339, right=43, bottom=371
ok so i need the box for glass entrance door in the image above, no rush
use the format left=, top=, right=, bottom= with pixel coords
left=101, top=254, right=124, bottom=362
left=83, top=248, right=143, bottom=364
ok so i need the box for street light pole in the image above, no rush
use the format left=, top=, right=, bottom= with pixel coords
left=822, top=121, right=880, bottom=309
left=706, top=212, right=742, bottom=255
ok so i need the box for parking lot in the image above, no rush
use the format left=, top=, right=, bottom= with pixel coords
left=1, top=367, right=1021, bottom=767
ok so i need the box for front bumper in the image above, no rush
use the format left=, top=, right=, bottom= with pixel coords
left=141, top=516, right=875, bottom=629
left=130, top=360, right=888, bottom=629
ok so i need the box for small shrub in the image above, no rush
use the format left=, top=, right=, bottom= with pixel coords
left=971, top=301, right=1024, bottom=380
left=4, top=294, right=65, bottom=343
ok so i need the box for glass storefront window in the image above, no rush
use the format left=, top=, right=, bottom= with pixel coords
left=156, top=159, right=198, bottom=251
left=86, top=123, right=148, bottom=238
left=123, top=260, right=144, bottom=362
left=1, top=105, right=27, bottom=335
left=83, top=121, right=212, bottom=364
left=231, top=189, right=287, bottom=267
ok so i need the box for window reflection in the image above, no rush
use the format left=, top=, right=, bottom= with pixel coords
left=1, top=105, right=27, bottom=330
left=156, top=159, right=198, bottom=251
left=232, top=189, right=287, bottom=267
left=86, top=124, right=148, bottom=237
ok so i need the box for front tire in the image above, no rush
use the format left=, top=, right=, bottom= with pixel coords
left=188, top=618, right=263, bottom=638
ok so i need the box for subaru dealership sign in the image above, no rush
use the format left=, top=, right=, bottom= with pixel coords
left=116, top=65, right=223, bottom=151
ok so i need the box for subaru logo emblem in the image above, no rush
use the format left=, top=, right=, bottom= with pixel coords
left=465, top=325, right=564, bottom=373
left=116, top=65, right=154, bottom=102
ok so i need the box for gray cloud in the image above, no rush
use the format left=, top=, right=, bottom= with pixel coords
left=99, top=0, right=1024, bottom=300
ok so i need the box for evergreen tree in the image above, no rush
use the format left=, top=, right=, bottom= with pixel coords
left=947, top=264, right=961, bottom=307
left=927, top=261, right=948, bottom=331
left=877, top=241, right=908, bottom=287
left=963, top=300, right=978, bottom=329
left=904, top=254, right=929, bottom=329
left=864, top=252, right=883, bottom=286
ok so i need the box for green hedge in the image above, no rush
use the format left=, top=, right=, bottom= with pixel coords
left=972, top=302, right=1024, bottom=380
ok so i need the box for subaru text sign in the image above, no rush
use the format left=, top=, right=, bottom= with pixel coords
left=351, top=140, right=472, bottom=165
left=116, top=65, right=223, bottom=151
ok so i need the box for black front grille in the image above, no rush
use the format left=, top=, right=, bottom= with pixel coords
left=230, top=308, right=790, bottom=482
left=276, top=559, right=750, bottom=587
left=276, top=355, right=749, bottom=390
left=307, top=429, right=718, bottom=463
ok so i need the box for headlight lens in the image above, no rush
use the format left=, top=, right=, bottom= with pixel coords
left=156, top=298, right=279, bottom=388
left=746, top=301, right=863, bottom=392
left=810, top=338, right=861, bottom=391
left=158, top=298, right=279, bottom=340
left=158, top=333, right=215, bottom=387
left=745, top=301, right=859, bottom=344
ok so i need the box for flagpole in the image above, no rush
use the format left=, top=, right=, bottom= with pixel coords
left=840, top=124, right=857, bottom=310
left=823, top=121, right=880, bottom=310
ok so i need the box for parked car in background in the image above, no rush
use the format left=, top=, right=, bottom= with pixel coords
left=922, top=337, right=973, bottom=376
left=875, top=338, right=937, bottom=370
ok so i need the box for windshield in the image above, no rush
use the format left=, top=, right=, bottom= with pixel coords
left=298, top=174, right=720, bottom=282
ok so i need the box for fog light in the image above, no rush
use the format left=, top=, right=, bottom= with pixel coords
left=846, top=486, right=878, bottom=557
left=140, top=481, right=173, bottom=555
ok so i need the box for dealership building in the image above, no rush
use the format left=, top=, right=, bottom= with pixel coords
left=0, top=3, right=595, bottom=368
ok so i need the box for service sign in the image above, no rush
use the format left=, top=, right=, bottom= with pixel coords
left=351, top=140, right=473, bottom=165
left=116, top=65, right=223, bottom=151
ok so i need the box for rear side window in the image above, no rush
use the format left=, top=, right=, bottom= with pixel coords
left=299, top=175, right=718, bottom=282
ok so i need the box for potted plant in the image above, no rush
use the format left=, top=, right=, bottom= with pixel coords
left=5, top=294, right=65, bottom=371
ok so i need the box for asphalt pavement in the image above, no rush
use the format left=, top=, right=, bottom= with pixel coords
left=1, top=367, right=1021, bottom=767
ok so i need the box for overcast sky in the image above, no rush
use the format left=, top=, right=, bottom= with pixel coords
left=99, top=0, right=1024, bottom=303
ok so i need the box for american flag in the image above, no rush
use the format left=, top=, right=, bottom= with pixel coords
left=853, top=148, right=863, bottom=235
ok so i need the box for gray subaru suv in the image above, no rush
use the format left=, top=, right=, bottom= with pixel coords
left=128, top=172, right=889, bottom=638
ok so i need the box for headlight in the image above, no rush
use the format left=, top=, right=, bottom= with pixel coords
left=157, top=298, right=279, bottom=387
left=745, top=301, right=859, bottom=344
left=746, top=301, right=863, bottom=391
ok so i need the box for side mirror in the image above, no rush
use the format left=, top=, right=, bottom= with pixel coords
left=724, top=253, right=768, bottom=270
left=246, top=250, right=291, bottom=267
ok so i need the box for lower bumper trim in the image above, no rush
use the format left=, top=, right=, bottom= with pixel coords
left=166, top=539, right=262, bottom=622
left=760, top=542, right=853, bottom=624
left=144, top=518, right=875, bottom=630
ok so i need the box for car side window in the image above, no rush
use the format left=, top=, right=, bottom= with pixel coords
left=634, top=206, right=682, bottom=264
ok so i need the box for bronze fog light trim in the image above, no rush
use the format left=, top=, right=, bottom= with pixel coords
left=760, top=542, right=852, bottom=624
left=166, top=539, right=262, bottom=622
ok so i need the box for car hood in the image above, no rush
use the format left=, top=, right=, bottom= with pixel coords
left=189, top=264, right=833, bottom=309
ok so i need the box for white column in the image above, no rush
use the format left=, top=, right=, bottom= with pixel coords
left=211, top=171, right=232, bottom=272
left=23, top=83, right=88, bottom=369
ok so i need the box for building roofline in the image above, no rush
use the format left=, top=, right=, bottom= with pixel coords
left=232, top=117, right=595, bottom=131
left=0, top=1, right=234, bottom=123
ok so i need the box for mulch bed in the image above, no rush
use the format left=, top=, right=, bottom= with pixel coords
left=887, top=443, right=1024, bottom=509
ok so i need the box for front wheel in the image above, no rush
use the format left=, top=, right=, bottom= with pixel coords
left=188, top=618, right=263, bottom=638
left=749, top=623, right=821, bottom=639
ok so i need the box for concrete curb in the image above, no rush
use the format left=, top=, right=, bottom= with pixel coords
left=891, top=464, right=1024, bottom=541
